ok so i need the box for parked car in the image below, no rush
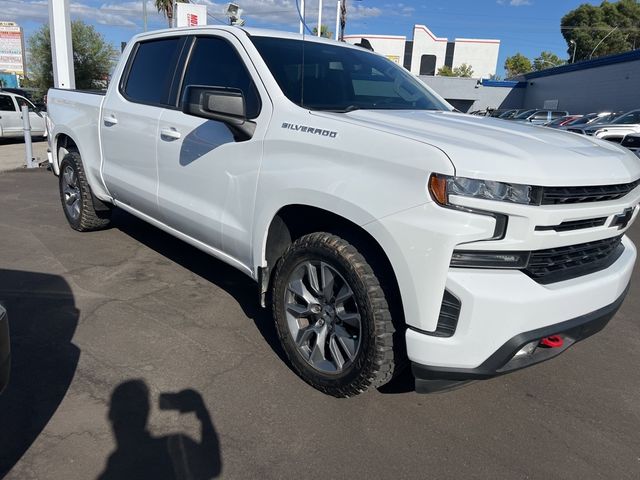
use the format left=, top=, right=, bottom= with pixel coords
left=545, top=115, right=582, bottom=128
left=579, top=109, right=640, bottom=143
left=47, top=27, right=640, bottom=396
left=621, top=134, right=640, bottom=158
left=0, top=305, right=8, bottom=394
left=564, top=112, right=624, bottom=133
left=514, top=109, right=569, bottom=125
left=499, top=109, right=528, bottom=119
left=0, top=91, right=46, bottom=138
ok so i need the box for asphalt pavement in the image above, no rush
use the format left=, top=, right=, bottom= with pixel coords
left=0, top=138, right=48, bottom=172
left=0, top=169, right=639, bottom=479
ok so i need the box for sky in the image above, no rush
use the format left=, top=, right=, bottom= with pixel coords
left=1, top=0, right=607, bottom=76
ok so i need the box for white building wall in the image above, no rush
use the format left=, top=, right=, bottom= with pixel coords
left=452, top=39, right=500, bottom=79
left=343, top=35, right=406, bottom=65
left=410, top=25, right=448, bottom=75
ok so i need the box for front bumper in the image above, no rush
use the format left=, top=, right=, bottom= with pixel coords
left=412, top=284, right=629, bottom=393
left=0, top=305, right=9, bottom=394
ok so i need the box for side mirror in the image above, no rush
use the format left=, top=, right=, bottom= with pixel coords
left=182, top=85, right=256, bottom=140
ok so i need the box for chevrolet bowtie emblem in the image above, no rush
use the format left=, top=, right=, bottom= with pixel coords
left=612, top=207, right=634, bottom=230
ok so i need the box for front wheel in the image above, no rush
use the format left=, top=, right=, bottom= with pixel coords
left=272, top=232, right=397, bottom=397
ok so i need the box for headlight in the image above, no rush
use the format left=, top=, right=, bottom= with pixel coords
left=429, top=174, right=542, bottom=206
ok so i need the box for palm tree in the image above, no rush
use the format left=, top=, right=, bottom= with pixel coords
left=339, top=0, right=347, bottom=41
left=155, top=0, right=186, bottom=28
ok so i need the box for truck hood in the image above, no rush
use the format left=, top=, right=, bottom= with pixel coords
left=321, top=110, right=640, bottom=186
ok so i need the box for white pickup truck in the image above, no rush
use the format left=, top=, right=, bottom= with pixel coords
left=47, top=26, right=640, bottom=396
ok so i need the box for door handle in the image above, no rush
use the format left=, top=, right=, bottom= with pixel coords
left=160, top=127, right=181, bottom=140
left=103, top=115, right=118, bottom=126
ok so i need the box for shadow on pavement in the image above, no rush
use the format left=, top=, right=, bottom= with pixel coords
left=0, top=269, right=80, bottom=476
left=98, top=380, right=221, bottom=480
left=112, top=209, right=288, bottom=365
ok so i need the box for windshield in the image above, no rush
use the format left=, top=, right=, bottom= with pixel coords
left=514, top=109, right=536, bottom=119
left=250, top=37, right=450, bottom=112
left=612, top=111, right=640, bottom=125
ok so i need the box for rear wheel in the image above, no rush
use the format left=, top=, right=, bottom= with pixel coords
left=59, top=150, right=111, bottom=231
left=272, top=232, right=397, bottom=397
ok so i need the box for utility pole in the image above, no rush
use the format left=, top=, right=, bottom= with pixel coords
left=335, top=1, right=341, bottom=41
left=142, top=0, right=148, bottom=32
left=48, top=0, right=75, bottom=89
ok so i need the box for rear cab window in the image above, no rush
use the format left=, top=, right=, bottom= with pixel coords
left=121, top=36, right=187, bottom=107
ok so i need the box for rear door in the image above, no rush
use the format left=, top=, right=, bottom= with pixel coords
left=155, top=33, right=270, bottom=263
left=101, top=36, right=188, bottom=218
left=0, top=94, right=21, bottom=136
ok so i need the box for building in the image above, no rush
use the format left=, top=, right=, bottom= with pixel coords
left=417, top=48, right=640, bottom=114
left=0, top=21, right=26, bottom=78
left=344, top=25, right=500, bottom=79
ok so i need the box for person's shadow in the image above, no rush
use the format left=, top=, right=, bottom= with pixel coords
left=98, top=380, right=221, bottom=480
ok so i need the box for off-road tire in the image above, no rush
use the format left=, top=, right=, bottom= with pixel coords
left=59, top=150, right=112, bottom=231
left=272, top=232, right=397, bottom=397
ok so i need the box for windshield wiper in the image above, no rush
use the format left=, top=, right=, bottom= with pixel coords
left=325, top=105, right=361, bottom=113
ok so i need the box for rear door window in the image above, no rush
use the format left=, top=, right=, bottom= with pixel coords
left=123, top=37, right=185, bottom=106
left=0, top=95, right=15, bottom=111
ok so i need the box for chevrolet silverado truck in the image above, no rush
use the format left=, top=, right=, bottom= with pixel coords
left=47, top=27, right=640, bottom=396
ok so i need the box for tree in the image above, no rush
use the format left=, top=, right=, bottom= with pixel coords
left=312, top=24, right=333, bottom=39
left=454, top=64, right=474, bottom=78
left=437, top=64, right=474, bottom=77
left=489, top=73, right=502, bottom=81
left=437, top=65, right=455, bottom=76
left=532, top=51, right=566, bottom=71
left=504, top=53, right=532, bottom=78
left=27, top=21, right=118, bottom=97
left=155, top=0, right=186, bottom=28
left=561, top=0, right=640, bottom=62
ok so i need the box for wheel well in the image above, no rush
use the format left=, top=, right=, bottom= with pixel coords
left=56, top=134, right=78, bottom=163
left=264, top=205, right=405, bottom=322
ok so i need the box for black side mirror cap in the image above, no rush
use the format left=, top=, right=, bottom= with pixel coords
left=182, top=85, right=256, bottom=140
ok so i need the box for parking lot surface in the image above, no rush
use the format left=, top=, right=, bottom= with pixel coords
left=0, top=138, right=47, bottom=172
left=1, top=169, right=639, bottom=479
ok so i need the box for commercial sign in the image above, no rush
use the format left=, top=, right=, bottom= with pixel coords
left=0, top=22, right=25, bottom=75
left=175, top=3, right=207, bottom=27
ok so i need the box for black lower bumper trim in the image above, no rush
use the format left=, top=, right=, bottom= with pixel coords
left=413, top=283, right=629, bottom=393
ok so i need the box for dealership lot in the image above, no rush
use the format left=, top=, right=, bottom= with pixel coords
left=1, top=168, right=639, bottom=479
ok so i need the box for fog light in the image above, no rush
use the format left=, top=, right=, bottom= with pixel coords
left=513, top=341, right=538, bottom=358
left=450, top=251, right=530, bottom=269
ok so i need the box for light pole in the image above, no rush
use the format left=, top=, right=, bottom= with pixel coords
left=569, top=39, right=577, bottom=63
left=589, top=25, right=619, bottom=59
left=317, top=0, right=323, bottom=37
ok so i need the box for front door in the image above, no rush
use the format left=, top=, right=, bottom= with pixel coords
left=0, top=94, right=21, bottom=136
left=101, top=35, right=187, bottom=218
left=156, top=33, right=270, bottom=264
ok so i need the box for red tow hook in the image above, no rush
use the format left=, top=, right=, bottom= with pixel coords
left=540, top=335, right=564, bottom=348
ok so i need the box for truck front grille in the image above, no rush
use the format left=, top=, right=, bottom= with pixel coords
left=524, top=235, right=624, bottom=284
left=541, top=180, right=640, bottom=205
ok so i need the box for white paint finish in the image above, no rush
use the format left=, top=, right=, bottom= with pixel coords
left=48, top=0, right=75, bottom=89
left=46, top=26, right=640, bottom=375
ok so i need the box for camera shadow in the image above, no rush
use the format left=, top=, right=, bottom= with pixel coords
left=98, top=380, right=221, bottom=480
left=0, top=269, right=80, bottom=476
